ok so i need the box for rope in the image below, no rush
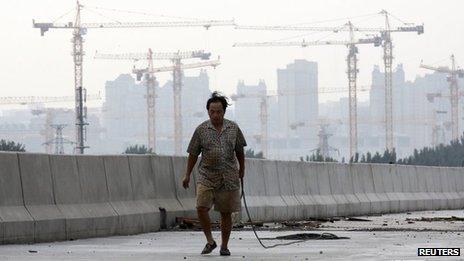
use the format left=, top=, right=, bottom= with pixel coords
left=240, top=178, right=348, bottom=249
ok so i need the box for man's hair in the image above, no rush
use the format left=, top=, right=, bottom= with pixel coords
left=206, top=91, right=230, bottom=112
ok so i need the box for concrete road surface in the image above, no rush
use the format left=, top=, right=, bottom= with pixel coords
left=0, top=210, right=463, bottom=261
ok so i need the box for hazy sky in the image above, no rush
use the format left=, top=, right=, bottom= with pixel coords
left=1, top=0, right=463, bottom=105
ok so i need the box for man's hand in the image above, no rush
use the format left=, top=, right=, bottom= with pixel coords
left=239, top=169, right=244, bottom=180
left=182, top=175, right=190, bottom=189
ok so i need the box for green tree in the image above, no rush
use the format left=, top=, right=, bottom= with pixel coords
left=357, top=149, right=396, bottom=164
left=124, top=145, right=153, bottom=154
left=245, top=148, right=264, bottom=159
left=0, top=139, right=26, bottom=152
left=352, top=133, right=464, bottom=167
left=301, top=149, right=338, bottom=162
left=397, top=136, right=464, bottom=167
left=350, top=152, right=360, bottom=163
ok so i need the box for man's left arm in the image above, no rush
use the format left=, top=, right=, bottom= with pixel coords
left=235, top=127, right=247, bottom=179
left=236, top=147, right=245, bottom=179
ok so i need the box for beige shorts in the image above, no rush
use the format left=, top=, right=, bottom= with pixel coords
left=196, top=183, right=241, bottom=213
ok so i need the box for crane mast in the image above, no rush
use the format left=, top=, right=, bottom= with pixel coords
left=382, top=10, right=394, bottom=152
left=347, top=22, right=359, bottom=159
left=146, top=49, right=156, bottom=152
left=72, top=1, right=87, bottom=154
left=173, top=58, right=183, bottom=155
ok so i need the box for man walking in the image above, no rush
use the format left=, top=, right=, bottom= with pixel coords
left=182, top=91, right=247, bottom=256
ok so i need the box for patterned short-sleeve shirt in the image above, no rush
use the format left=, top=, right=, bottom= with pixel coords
left=187, top=118, right=247, bottom=191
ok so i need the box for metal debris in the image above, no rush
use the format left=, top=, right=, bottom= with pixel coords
left=281, top=220, right=321, bottom=228
left=406, top=216, right=464, bottom=222
left=266, top=232, right=350, bottom=240
left=175, top=217, right=219, bottom=229
left=345, top=217, right=372, bottom=222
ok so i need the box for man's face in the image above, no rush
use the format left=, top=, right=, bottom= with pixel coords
left=208, top=102, right=225, bottom=125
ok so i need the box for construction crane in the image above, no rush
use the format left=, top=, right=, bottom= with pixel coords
left=234, top=27, right=381, bottom=159
left=94, top=49, right=211, bottom=153
left=33, top=1, right=234, bottom=154
left=139, top=59, right=220, bottom=155
left=420, top=55, right=464, bottom=140
left=236, top=10, right=424, bottom=153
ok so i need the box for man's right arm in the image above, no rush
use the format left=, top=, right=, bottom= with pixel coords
left=183, top=127, right=201, bottom=189
left=182, top=154, right=198, bottom=189
left=185, top=153, right=198, bottom=177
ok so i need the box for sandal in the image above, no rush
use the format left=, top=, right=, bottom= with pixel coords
left=220, top=247, right=231, bottom=256
left=201, top=241, right=217, bottom=254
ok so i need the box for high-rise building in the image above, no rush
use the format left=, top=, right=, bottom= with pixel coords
left=277, top=59, right=318, bottom=154
left=234, top=79, right=267, bottom=153
left=102, top=74, right=147, bottom=152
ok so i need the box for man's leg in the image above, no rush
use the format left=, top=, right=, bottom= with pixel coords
left=197, top=207, right=215, bottom=244
left=196, top=184, right=215, bottom=245
left=220, top=212, right=232, bottom=249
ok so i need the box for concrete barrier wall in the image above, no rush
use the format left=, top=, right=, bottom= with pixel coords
left=413, top=165, right=434, bottom=211
left=50, top=155, right=93, bottom=240
left=151, top=155, right=183, bottom=228
left=453, top=168, right=464, bottom=208
left=261, top=160, right=288, bottom=221
left=328, top=163, right=358, bottom=217
left=18, top=153, right=66, bottom=242
left=308, top=162, right=338, bottom=217
left=357, top=164, right=384, bottom=214
left=75, top=155, right=119, bottom=238
left=127, top=155, right=160, bottom=231
left=0, top=153, right=34, bottom=243
left=290, top=161, right=317, bottom=219
left=349, top=164, right=372, bottom=215
left=380, top=164, right=401, bottom=213
left=275, top=160, right=302, bottom=220
left=171, top=156, right=197, bottom=219
left=439, top=167, right=461, bottom=209
left=404, top=165, right=426, bottom=211
left=395, top=165, right=419, bottom=212
left=241, top=159, right=267, bottom=221
left=2, top=152, right=464, bottom=244
left=370, top=164, right=393, bottom=213
left=105, top=155, right=157, bottom=235
left=426, top=166, right=448, bottom=210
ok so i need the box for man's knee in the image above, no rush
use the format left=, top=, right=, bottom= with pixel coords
left=197, top=206, right=210, bottom=213
left=220, top=212, right=232, bottom=218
